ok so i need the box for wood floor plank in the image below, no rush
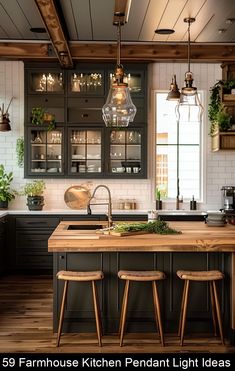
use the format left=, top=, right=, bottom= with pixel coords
left=0, top=274, right=234, bottom=353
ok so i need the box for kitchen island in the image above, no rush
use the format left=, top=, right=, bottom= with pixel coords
left=48, top=221, right=235, bottom=343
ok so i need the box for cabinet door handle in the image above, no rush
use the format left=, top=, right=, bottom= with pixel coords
left=26, top=221, right=47, bottom=224
left=82, top=113, right=88, bottom=118
left=59, top=255, right=65, bottom=259
left=85, top=99, right=88, bottom=103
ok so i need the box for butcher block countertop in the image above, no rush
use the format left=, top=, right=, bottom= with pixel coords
left=48, top=221, right=235, bottom=252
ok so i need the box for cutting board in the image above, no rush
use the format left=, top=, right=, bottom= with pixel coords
left=107, top=230, right=149, bottom=237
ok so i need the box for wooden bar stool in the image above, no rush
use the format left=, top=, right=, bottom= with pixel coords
left=177, top=270, right=224, bottom=346
left=118, top=270, right=166, bottom=347
left=56, top=270, right=104, bottom=347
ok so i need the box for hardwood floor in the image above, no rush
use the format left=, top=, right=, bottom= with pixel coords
left=0, top=274, right=234, bottom=353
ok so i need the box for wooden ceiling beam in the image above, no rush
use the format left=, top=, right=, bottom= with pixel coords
left=34, top=0, right=73, bottom=68
left=1, top=42, right=235, bottom=63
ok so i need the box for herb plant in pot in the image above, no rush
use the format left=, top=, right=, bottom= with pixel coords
left=155, top=188, right=162, bottom=210
left=22, top=180, right=45, bottom=211
left=0, top=164, right=16, bottom=209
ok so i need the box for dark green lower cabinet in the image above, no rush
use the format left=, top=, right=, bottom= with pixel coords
left=53, top=252, right=230, bottom=336
left=14, top=216, right=60, bottom=272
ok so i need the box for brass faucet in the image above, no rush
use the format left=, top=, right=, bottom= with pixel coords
left=87, top=185, right=113, bottom=228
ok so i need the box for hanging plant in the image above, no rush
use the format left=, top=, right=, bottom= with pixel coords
left=209, top=80, right=235, bottom=135
left=31, top=107, right=56, bottom=131
left=16, top=137, right=24, bottom=168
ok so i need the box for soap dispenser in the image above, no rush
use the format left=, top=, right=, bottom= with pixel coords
left=190, top=195, right=197, bottom=210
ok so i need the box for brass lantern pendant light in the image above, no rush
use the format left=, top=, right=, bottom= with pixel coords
left=176, top=17, right=203, bottom=122
left=166, top=74, right=180, bottom=101
left=102, top=18, right=136, bottom=127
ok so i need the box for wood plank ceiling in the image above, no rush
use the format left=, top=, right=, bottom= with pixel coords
left=0, top=0, right=235, bottom=67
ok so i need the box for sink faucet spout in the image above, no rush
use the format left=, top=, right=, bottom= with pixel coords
left=87, top=185, right=113, bottom=228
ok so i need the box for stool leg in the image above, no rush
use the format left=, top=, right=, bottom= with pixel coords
left=178, top=280, right=187, bottom=337
left=118, top=279, right=130, bottom=335
left=209, top=281, right=217, bottom=337
left=212, top=280, right=224, bottom=345
left=56, top=280, right=68, bottom=347
left=152, top=281, right=164, bottom=346
left=94, top=280, right=103, bottom=336
left=92, top=281, right=102, bottom=347
left=180, top=279, right=190, bottom=346
left=119, top=280, right=130, bottom=347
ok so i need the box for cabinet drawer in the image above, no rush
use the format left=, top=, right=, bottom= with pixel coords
left=16, top=231, right=52, bottom=250
left=68, top=97, right=104, bottom=108
left=27, top=96, right=65, bottom=123
left=68, top=108, right=103, bottom=123
left=16, top=217, right=59, bottom=229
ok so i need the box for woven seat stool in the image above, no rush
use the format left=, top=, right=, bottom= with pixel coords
left=118, top=270, right=166, bottom=347
left=56, top=270, right=104, bottom=347
left=177, top=270, right=224, bottom=346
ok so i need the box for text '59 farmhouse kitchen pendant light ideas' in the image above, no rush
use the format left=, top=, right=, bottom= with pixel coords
left=176, top=18, right=203, bottom=122
left=102, top=17, right=136, bottom=127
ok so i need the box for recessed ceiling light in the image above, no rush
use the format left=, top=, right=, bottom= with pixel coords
left=155, top=28, right=175, bottom=35
left=30, top=27, right=47, bottom=33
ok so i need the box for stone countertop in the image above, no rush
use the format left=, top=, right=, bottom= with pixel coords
left=0, top=209, right=207, bottom=218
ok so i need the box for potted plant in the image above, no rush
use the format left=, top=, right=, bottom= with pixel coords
left=31, top=107, right=56, bottom=131
left=22, top=180, right=45, bottom=211
left=16, top=137, right=24, bottom=168
left=155, top=188, right=162, bottom=210
left=209, top=80, right=235, bottom=135
left=0, top=164, right=16, bottom=209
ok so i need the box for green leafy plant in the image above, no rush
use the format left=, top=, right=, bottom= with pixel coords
left=22, top=180, right=45, bottom=196
left=113, top=220, right=181, bottom=235
left=0, top=164, right=16, bottom=202
left=31, top=107, right=56, bottom=131
left=209, top=80, right=235, bottom=135
left=155, top=188, right=161, bottom=201
left=16, top=137, right=24, bottom=167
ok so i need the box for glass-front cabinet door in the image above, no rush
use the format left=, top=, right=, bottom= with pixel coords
left=28, top=128, right=64, bottom=175
left=68, top=68, right=104, bottom=96
left=68, top=128, right=103, bottom=176
left=108, top=128, right=144, bottom=177
left=27, top=70, right=64, bottom=93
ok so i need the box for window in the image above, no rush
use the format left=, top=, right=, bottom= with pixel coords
left=155, top=92, right=203, bottom=201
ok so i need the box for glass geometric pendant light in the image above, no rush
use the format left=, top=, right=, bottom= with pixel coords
left=102, top=19, right=136, bottom=127
left=176, top=18, right=203, bottom=123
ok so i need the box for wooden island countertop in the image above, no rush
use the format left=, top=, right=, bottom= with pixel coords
left=48, top=221, right=235, bottom=252
left=48, top=220, right=235, bottom=335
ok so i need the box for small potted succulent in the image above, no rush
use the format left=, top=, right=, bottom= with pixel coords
left=22, top=180, right=45, bottom=211
left=155, top=188, right=162, bottom=210
left=0, top=164, right=16, bottom=209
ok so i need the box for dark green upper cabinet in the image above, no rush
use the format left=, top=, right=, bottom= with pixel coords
left=24, top=62, right=148, bottom=179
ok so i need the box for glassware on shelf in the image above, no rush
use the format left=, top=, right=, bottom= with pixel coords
left=34, top=131, right=42, bottom=143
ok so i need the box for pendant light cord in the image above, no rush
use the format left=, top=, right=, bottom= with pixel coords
left=117, top=21, right=121, bottom=67
left=187, top=20, right=191, bottom=73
